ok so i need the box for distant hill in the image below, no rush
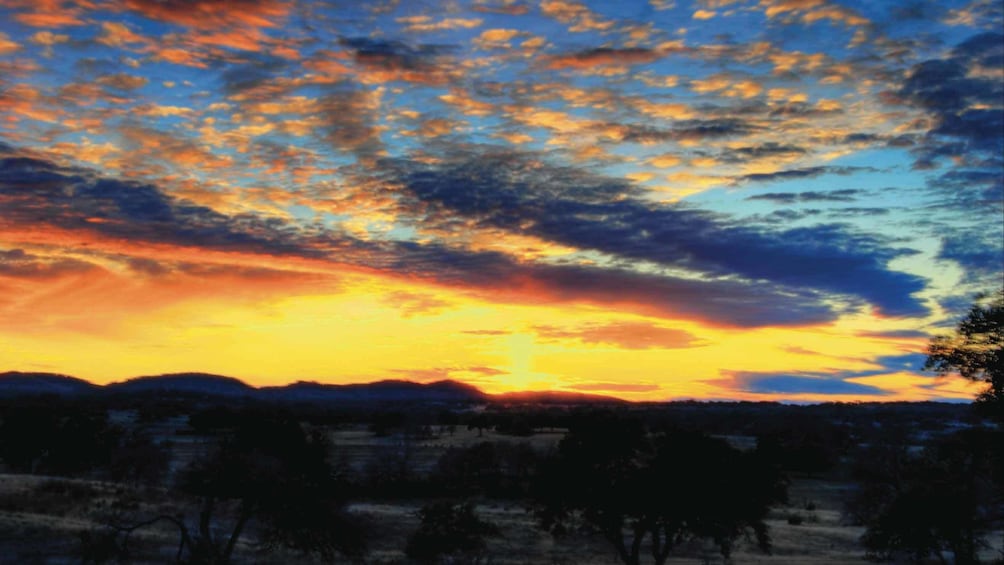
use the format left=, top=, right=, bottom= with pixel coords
left=104, top=373, right=256, bottom=397
left=262, top=379, right=487, bottom=403
left=0, top=371, right=621, bottom=404
left=0, top=372, right=97, bottom=396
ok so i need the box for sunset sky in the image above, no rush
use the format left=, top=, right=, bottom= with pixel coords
left=1, top=0, right=1001, bottom=402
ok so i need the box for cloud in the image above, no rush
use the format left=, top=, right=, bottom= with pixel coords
left=0, top=144, right=834, bottom=328
left=122, top=0, right=289, bottom=29
left=735, top=166, right=872, bottom=184
left=95, top=73, right=149, bottom=91
left=381, top=290, right=453, bottom=317
left=725, top=372, right=890, bottom=396
left=540, top=0, right=615, bottom=32
left=615, top=118, right=760, bottom=144
left=897, top=33, right=1004, bottom=169
left=392, top=365, right=507, bottom=382
left=545, top=47, right=663, bottom=70
left=397, top=15, right=483, bottom=33
left=533, top=321, right=700, bottom=349
left=0, top=33, right=20, bottom=56
left=746, top=189, right=863, bottom=203
left=316, top=86, right=384, bottom=158
left=714, top=143, right=807, bottom=165
left=388, top=149, right=929, bottom=317
left=339, top=37, right=456, bottom=85
left=937, top=228, right=1004, bottom=285
left=0, top=148, right=315, bottom=259
left=0, top=249, right=97, bottom=278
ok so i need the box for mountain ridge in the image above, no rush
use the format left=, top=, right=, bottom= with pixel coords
left=0, top=371, right=623, bottom=404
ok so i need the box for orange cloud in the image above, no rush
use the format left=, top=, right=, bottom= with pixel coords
left=96, top=21, right=151, bottom=48
left=0, top=33, right=20, bottom=55
left=397, top=15, right=483, bottom=33
left=534, top=321, right=701, bottom=349
left=8, top=0, right=85, bottom=27
left=96, top=73, right=149, bottom=91
left=122, top=0, right=289, bottom=29
left=540, top=0, right=615, bottom=32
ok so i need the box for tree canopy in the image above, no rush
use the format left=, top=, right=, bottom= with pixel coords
left=925, top=289, right=1004, bottom=419
left=534, top=415, right=786, bottom=565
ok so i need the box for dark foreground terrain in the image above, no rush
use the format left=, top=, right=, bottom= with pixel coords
left=0, top=374, right=1002, bottom=564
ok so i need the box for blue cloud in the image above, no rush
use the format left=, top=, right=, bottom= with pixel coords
left=388, top=150, right=929, bottom=317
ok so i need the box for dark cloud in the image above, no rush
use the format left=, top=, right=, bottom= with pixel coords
left=0, top=149, right=318, bottom=258
left=857, top=329, right=931, bottom=339
left=339, top=37, right=455, bottom=83
left=825, top=207, right=891, bottom=218
left=317, top=85, right=384, bottom=158
left=379, top=241, right=839, bottom=326
left=388, top=150, right=928, bottom=317
left=545, top=47, right=662, bottom=69
left=671, top=118, right=759, bottom=140
left=751, top=209, right=823, bottom=223
left=220, top=55, right=291, bottom=96
left=769, top=102, right=842, bottom=117
left=0, top=144, right=837, bottom=327
left=898, top=32, right=1004, bottom=182
left=736, top=166, right=873, bottom=184
left=726, top=372, right=890, bottom=396
left=719, top=142, right=806, bottom=163
left=125, top=257, right=171, bottom=276
left=746, top=189, right=862, bottom=204
left=937, top=229, right=1004, bottom=285
left=720, top=352, right=935, bottom=396
left=619, top=118, right=758, bottom=143
left=0, top=249, right=97, bottom=278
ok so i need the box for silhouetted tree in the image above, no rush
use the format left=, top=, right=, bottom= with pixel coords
left=925, top=288, right=1003, bottom=420
left=405, top=501, right=498, bottom=564
left=535, top=415, right=785, bottom=565
left=432, top=441, right=538, bottom=498
left=107, top=429, right=171, bottom=486
left=100, top=418, right=364, bottom=563
left=180, top=418, right=365, bottom=563
left=850, top=429, right=1001, bottom=564
left=0, top=406, right=122, bottom=476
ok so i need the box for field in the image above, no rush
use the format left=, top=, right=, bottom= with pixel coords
left=0, top=401, right=1000, bottom=564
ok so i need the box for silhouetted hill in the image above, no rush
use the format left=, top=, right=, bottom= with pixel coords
left=493, top=390, right=625, bottom=404
left=0, top=372, right=628, bottom=405
left=0, top=371, right=97, bottom=396
left=105, top=373, right=256, bottom=397
left=262, top=379, right=488, bottom=403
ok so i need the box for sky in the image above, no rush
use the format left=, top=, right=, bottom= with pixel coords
left=0, top=0, right=1001, bottom=402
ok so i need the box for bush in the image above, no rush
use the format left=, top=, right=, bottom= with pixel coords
left=405, top=502, right=498, bottom=564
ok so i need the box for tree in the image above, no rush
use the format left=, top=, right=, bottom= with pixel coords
left=404, top=501, right=498, bottom=564
left=101, top=418, right=364, bottom=563
left=849, top=429, right=1001, bottom=564
left=534, top=415, right=786, bottom=565
left=925, top=289, right=1003, bottom=420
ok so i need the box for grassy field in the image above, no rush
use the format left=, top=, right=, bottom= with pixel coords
left=1, top=420, right=1000, bottom=564
left=0, top=425, right=869, bottom=564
